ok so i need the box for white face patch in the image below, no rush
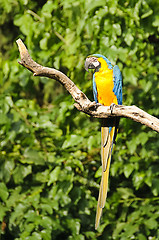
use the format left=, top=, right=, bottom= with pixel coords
left=93, top=61, right=100, bottom=68
left=85, top=57, right=101, bottom=72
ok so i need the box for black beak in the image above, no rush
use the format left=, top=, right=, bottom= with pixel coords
left=84, top=57, right=100, bottom=72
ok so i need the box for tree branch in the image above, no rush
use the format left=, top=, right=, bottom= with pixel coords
left=16, top=38, right=159, bottom=133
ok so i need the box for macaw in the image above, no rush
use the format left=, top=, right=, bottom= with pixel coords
left=85, top=54, right=122, bottom=229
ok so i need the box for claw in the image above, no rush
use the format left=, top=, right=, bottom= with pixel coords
left=110, top=103, right=116, bottom=114
left=84, top=101, right=97, bottom=111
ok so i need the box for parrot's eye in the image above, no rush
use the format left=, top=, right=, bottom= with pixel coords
left=85, top=57, right=101, bottom=72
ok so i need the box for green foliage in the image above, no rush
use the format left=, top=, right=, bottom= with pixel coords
left=1, top=0, right=159, bottom=239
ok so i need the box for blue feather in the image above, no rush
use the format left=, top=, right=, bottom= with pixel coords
left=113, top=65, right=122, bottom=105
left=93, top=74, right=98, bottom=103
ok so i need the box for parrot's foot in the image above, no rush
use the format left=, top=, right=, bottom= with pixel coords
left=89, top=101, right=97, bottom=107
left=110, top=103, right=116, bottom=114
left=87, top=101, right=98, bottom=109
left=83, top=101, right=97, bottom=111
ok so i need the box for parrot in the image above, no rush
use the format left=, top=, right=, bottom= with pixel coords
left=84, top=54, right=122, bottom=229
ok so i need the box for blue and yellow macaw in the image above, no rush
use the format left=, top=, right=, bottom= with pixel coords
left=85, top=54, right=122, bottom=229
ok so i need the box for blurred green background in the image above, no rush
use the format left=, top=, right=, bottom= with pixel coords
left=0, top=0, right=159, bottom=239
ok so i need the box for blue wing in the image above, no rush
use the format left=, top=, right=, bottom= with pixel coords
left=113, top=65, right=122, bottom=105
left=93, top=74, right=98, bottom=103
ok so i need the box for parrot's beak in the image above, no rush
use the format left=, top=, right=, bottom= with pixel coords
left=85, top=57, right=100, bottom=72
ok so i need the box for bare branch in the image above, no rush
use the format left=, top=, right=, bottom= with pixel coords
left=16, top=38, right=159, bottom=133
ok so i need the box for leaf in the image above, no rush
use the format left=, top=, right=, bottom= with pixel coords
left=35, top=170, right=50, bottom=183
left=13, top=165, right=32, bottom=184
left=20, top=223, right=35, bottom=238
left=152, top=178, right=159, bottom=196
left=23, top=148, right=45, bottom=165
left=141, top=9, right=153, bottom=19
left=84, top=231, right=96, bottom=238
left=70, top=186, right=82, bottom=205
left=113, top=23, right=121, bottom=36
left=123, top=67, right=138, bottom=86
left=31, top=232, right=42, bottom=240
left=66, top=218, right=81, bottom=235
left=40, top=203, right=53, bottom=214
left=68, top=235, right=85, bottom=240
left=0, top=183, right=9, bottom=201
left=41, top=229, right=52, bottom=240
left=144, top=218, right=158, bottom=230
left=124, top=32, right=134, bottom=46
left=124, top=164, right=134, bottom=178
left=0, top=203, right=8, bottom=221
left=113, top=222, right=125, bottom=238
left=138, top=132, right=149, bottom=145
left=40, top=33, right=50, bottom=50
left=85, top=0, right=106, bottom=13
left=95, top=166, right=102, bottom=178
left=62, top=135, right=83, bottom=149
left=14, top=14, right=34, bottom=36
left=126, top=138, right=137, bottom=154
left=152, top=15, right=159, bottom=27
left=9, top=203, right=28, bottom=226
left=0, top=113, right=9, bottom=124
left=137, top=233, right=147, bottom=240
left=117, top=187, right=135, bottom=199
left=133, top=172, right=145, bottom=190
left=47, top=166, right=61, bottom=186
left=66, top=159, right=84, bottom=172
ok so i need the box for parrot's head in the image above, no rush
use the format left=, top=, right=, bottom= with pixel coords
left=84, top=54, right=112, bottom=72
left=84, top=55, right=101, bottom=72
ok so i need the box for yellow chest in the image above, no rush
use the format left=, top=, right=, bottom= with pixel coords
left=94, top=69, right=118, bottom=106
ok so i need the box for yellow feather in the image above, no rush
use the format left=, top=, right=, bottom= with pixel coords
left=94, top=58, right=117, bottom=106
left=95, top=127, right=115, bottom=229
left=101, top=127, right=112, bottom=172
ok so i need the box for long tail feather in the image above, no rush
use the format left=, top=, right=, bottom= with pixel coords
left=95, top=126, right=115, bottom=229
left=101, top=127, right=112, bottom=172
left=95, top=180, right=103, bottom=230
